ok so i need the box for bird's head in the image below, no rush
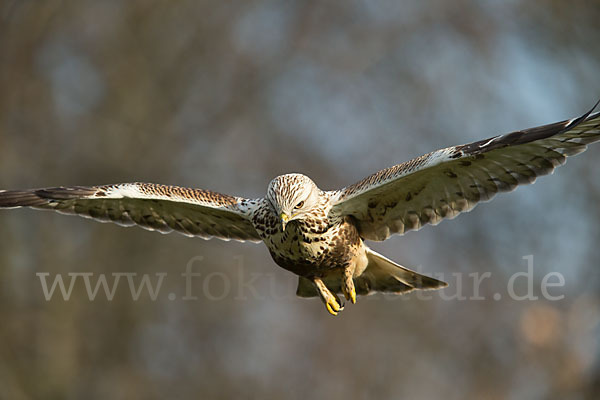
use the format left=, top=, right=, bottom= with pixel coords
left=266, top=173, right=320, bottom=230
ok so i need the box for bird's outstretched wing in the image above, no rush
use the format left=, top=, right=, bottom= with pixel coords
left=0, top=182, right=262, bottom=242
left=331, top=102, right=600, bottom=241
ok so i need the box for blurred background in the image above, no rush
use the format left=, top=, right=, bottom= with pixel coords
left=1, top=0, right=600, bottom=399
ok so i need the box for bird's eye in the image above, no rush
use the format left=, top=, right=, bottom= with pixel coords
left=295, top=200, right=304, bottom=209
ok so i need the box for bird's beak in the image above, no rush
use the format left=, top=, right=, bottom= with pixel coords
left=280, top=213, right=290, bottom=230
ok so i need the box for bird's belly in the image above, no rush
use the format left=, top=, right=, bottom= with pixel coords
left=268, top=247, right=337, bottom=277
left=265, top=222, right=362, bottom=277
left=266, top=235, right=327, bottom=272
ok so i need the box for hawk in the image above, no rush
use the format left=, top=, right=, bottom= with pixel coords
left=1, top=103, right=599, bottom=315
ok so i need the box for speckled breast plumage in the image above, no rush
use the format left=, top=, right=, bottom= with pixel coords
left=251, top=198, right=362, bottom=277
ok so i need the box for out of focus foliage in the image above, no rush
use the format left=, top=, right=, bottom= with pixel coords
left=1, top=1, right=599, bottom=399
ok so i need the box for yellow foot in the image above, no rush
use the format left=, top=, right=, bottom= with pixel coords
left=345, top=286, right=356, bottom=304
left=313, top=277, right=344, bottom=316
left=342, top=268, right=357, bottom=304
left=325, top=297, right=344, bottom=316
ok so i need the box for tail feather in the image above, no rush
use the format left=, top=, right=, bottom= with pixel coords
left=356, top=248, right=447, bottom=295
left=295, top=248, right=447, bottom=297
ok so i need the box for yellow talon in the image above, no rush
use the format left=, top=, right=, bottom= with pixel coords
left=343, top=285, right=357, bottom=304
left=325, top=298, right=343, bottom=316
left=326, top=302, right=339, bottom=316
left=342, top=270, right=357, bottom=304
left=314, top=276, right=344, bottom=316
left=349, top=287, right=356, bottom=304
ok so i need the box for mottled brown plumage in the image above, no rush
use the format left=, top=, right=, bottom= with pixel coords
left=1, top=103, right=599, bottom=315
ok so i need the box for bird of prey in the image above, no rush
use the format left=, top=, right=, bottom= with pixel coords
left=1, top=103, right=599, bottom=315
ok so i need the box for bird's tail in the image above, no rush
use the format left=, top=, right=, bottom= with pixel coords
left=355, top=248, right=447, bottom=295
left=296, top=247, right=447, bottom=297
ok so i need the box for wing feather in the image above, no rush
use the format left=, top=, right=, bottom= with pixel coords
left=0, top=183, right=262, bottom=242
left=331, top=102, right=600, bottom=241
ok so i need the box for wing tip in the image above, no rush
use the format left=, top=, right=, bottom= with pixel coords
left=0, top=190, right=47, bottom=208
left=0, top=186, right=98, bottom=208
left=562, top=98, right=600, bottom=130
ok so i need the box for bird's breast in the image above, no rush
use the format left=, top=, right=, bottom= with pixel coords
left=264, top=217, right=363, bottom=276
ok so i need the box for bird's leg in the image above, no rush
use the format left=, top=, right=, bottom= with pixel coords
left=341, top=264, right=357, bottom=304
left=313, top=277, right=344, bottom=316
